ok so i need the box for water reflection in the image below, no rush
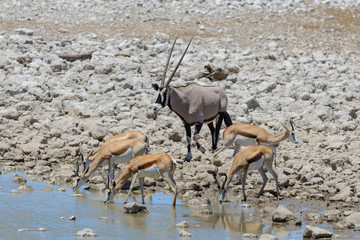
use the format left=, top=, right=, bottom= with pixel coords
left=1, top=172, right=359, bottom=240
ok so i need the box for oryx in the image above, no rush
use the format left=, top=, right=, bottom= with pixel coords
left=152, top=37, right=232, bottom=162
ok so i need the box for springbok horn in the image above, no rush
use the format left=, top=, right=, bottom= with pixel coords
left=212, top=166, right=221, bottom=190
left=82, top=150, right=93, bottom=176
left=75, top=160, right=79, bottom=177
left=161, top=35, right=178, bottom=88
left=164, top=38, right=192, bottom=88
left=290, top=118, right=295, bottom=131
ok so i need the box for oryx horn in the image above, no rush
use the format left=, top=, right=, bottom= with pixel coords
left=164, top=38, right=192, bottom=89
left=161, top=35, right=178, bottom=88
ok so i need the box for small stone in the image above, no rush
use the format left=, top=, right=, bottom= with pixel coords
left=179, top=229, right=192, bottom=237
left=124, top=202, right=148, bottom=214
left=41, top=187, right=54, bottom=192
left=70, top=194, right=83, bottom=197
left=259, top=234, right=278, bottom=240
left=75, top=228, right=98, bottom=237
left=176, top=221, right=190, bottom=229
left=13, top=174, right=27, bottom=185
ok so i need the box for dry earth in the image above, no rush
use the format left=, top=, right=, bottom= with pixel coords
left=1, top=0, right=360, bottom=235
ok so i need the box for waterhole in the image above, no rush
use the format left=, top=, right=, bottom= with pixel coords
left=1, top=172, right=359, bottom=240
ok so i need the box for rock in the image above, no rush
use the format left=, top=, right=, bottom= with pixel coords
left=123, top=202, right=148, bottom=214
left=323, top=210, right=342, bottom=222
left=13, top=174, right=27, bottom=184
left=259, top=234, right=278, bottom=240
left=303, top=225, right=333, bottom=239
left=176, top=221, right=190, bottom=229
left=344, top=212, right=360, bottom=229
left=69, top=216, right=76, bottom=221
left=178, top=229, right=192, bottom=237
left=16, top=185, right=34, bottom=193
left=18, top=228, right=46, bottom=232
left=272, top=205, right=296, bottom=222
left=74, top=228, right=98, bottom=237
left=41, top=187, right=54, bottom=192
left=243, top=233, right=258, bottom=239
left=1, top=108, right=20, bottom=120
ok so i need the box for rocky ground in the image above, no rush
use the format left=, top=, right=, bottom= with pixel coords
left=1, top=0, right=360, bottom=235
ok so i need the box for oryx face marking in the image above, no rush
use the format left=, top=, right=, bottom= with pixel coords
left=152, top=84, right=167, bottom=111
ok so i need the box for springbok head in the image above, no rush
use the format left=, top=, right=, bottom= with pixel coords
left=281, top=118, right=298, bottom=144
left=152, top=36, right=192, bottom=113
left=73, top=150, right=92, bottom=190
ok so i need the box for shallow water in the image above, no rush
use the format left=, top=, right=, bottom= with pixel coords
left=0, top=172, right=359, bottom=240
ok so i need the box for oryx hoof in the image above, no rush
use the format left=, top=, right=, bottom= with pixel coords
left=199, top=147, right=206, bottom=154
left=184, top=152, right=192, bottom=162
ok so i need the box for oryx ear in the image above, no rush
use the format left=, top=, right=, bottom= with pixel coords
left=152, top=83, right=160, bottom=91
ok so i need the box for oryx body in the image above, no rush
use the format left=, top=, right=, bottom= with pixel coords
left=152, top=37, right=232, bottom=162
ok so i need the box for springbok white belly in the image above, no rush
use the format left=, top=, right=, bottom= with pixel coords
left=248, top=156, right=264, bottom=171
left=137, top=164, right=161, bottom=179
left=110, top=148, right=134, bottom=164
left=234, top=135, right=257, bottom=146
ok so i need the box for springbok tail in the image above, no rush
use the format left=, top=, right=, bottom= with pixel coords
left=224, top=112, right=233, bottom=127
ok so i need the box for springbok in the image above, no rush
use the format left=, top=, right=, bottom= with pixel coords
left=73, top=138, right=147, bottom=190
left=213, top=119, right=297, bottom=165
left=214, top=145, right=280, bottom=202
left=104, top=153, right=180, bottom=206
left=91, top=131, right=149, bottom=156
left=152, top=37, right=232, bottom=162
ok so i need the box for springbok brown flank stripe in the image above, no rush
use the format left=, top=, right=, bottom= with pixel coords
left=138, top=160, right=157, bottom=171
left=248, top=152, right=263, bottom=164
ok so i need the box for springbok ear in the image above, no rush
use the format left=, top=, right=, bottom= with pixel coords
left=281, top=122, right=289, bottom=132
left=152, top=83, right=159, bottom=91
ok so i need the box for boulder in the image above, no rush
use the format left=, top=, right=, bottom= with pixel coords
left=272, top=205, right=296, bottom=222
left=303, top=225, right=332, bottom=239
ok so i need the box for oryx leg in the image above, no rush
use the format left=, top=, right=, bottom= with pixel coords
left=215, top=113, right=225, bottom=150
left=139, top=177, right=145, bottom=204
left=207, top=122, right=216, bottom=153
left=124, top=173, right=139, bottom=204
left=184, top=123, right=192, bottom=162
left=194, top=122, right=205, bottom=154
left=257, top=167, right=268, bottom=198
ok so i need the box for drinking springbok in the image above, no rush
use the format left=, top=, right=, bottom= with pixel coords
left=91, top=131, right=149, bottom=156
left=214, top=145, right=280, bottom=202
left=213, top=119, right=297, bottom=165
left=104, top=153, right=180, bottom=206
left=152, top=37, right=232, bottom=162
left=73, top=138, right=147, bottom=190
